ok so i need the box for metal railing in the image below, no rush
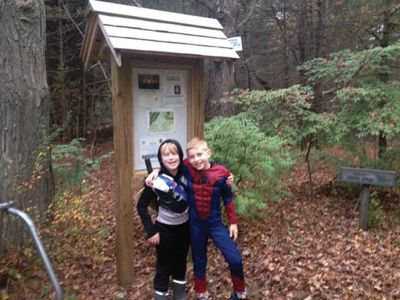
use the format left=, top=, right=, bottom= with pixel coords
left=0, top=201, right=63, bottom=300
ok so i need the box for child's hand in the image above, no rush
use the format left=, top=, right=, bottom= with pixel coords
left=227, top=173, right=234, bottom=186
left=148, top=232, right=160, bottom=246
left=229, top=224, right=238, bottom=241
left=145, top=169, right=160, bottom=186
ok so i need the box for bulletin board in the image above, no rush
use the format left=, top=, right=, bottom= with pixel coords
left=133, top=68, right=188, bottom=171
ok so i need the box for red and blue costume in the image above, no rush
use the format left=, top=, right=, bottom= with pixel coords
left=182, top=160, right=246, bottom=295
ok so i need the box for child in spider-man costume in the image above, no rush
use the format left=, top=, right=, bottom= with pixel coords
left=182, top=137, right=248, bottom=300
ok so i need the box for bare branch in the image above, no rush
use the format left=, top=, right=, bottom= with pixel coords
left=61, top=2, right=83, bottom=37
left=237, top=0, right=257, bottom=29
left=59, top=2, right=111, bottom=89
left=366, top=29, right=382, bottom=44
left=129, top=0, right=142, bottom=7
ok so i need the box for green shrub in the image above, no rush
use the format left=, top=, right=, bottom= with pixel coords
left=205, top=114, right=295, bottom=217
left=225, top=85, right=317, bottom=147
left=51, top=138, right=106, bottom=194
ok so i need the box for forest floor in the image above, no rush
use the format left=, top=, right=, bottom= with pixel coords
left=2, top=144, right=400, bottom=300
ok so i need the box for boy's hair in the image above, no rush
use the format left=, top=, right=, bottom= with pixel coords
left=186, top=137, right=209, bottom=153
left=160, top=142, right=178, bottom=155
left=157, top=139, right=184, bottom=166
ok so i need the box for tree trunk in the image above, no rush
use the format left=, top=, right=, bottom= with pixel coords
left=314, top=0, right=325, bottom=58
left=297, top=0, right=308, bottom=83
left=282, top=0, right=289, bottom=87
left=57, top=1, right=68, bottom=141
left=311, top=0, right=326, bottom=113
left=377, top=0, right=392, bottom=157
left=0, top=0, right=53, bottom=252
left=205, top=0, right=237, bottom=120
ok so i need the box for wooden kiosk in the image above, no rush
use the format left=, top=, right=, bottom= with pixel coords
left=81, top=0, right=239, bottom=285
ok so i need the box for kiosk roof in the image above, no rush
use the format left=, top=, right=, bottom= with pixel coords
left=81, top=0, right=239, bottom=68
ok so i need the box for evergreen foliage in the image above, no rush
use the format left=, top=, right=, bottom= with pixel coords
left=51, top=139, right=106, bottom=195
left=205, top=114, right=295, bottom=216
left=223, top=86, right=337, bottom=201
left=226, top=85, right=335, bottom=148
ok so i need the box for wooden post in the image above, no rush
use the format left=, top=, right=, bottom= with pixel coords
left=359, top=185, right=370, bottom=230
left=189, top=59, right=205, bottom=138
left=111, top=58, right=134, bottom=285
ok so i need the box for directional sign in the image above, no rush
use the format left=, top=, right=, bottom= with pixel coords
left=340, top=167, right=397, bottom=187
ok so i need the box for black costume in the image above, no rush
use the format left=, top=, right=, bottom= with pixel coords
left=137, top=140, right=190, bottom=296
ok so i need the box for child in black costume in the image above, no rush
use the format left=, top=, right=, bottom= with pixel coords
left=137, top=139, right=189, bottom=300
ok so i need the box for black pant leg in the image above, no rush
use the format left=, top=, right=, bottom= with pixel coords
left=154, top=222, right=173, bottom=292
left=171, top=221, right=190, bottom=281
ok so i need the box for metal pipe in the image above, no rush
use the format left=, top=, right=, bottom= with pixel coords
left=0, top=201, right=14, bottom=210
left=2, top=204, right=63, bottom=299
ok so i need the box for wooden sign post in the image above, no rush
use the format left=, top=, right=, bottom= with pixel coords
left=340, top=167, right=397, bottom=229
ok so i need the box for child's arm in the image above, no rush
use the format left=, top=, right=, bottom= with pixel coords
left=221, top=172, right=239, bottom=240
left=136, top=186, right=159, bottom=245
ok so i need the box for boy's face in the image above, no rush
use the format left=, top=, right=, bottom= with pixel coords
left=160, top=148, right=180, bottom=174
left=187, top=146, right=211, bottom=171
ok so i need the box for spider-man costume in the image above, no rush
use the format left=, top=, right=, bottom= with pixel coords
left=182, top=160, right=246, bottom=295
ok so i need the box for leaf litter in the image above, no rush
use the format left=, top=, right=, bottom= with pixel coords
left=1, top=153, right=400, bottom=299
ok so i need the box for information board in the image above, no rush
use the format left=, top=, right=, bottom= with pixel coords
left=133, top=68, right=187, bottom=171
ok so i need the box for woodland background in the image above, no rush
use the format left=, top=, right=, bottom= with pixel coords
left=1, top=0, right=400, bottom=299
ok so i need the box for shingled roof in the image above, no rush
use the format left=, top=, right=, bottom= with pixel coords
left=81, top=0, right=239, bottom=69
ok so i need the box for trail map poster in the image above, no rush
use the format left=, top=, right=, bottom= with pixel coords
left=148, top=111, right=174, bottom=133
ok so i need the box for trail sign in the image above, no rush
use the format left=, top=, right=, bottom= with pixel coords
left=340, top=167, right=397, bottom=230
left=340, top=167, right=397, bottom=187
